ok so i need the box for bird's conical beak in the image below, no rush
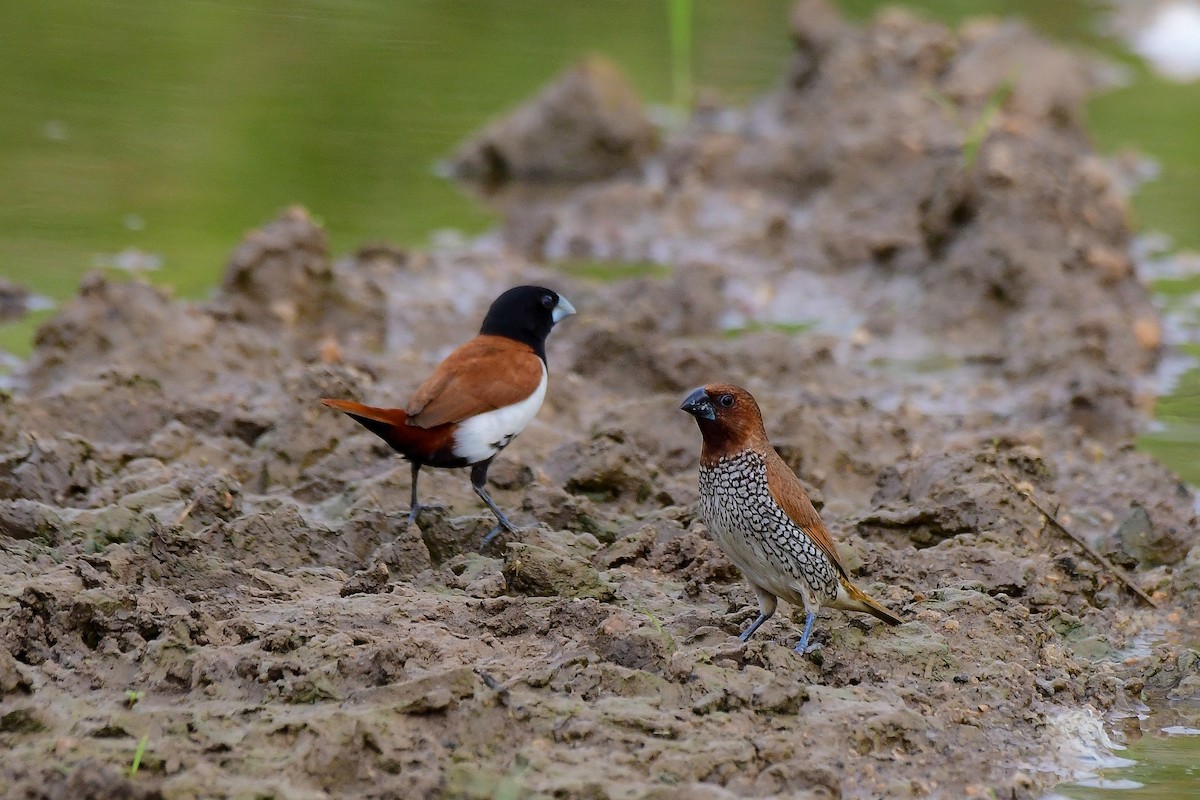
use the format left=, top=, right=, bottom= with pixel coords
left=552, top=296, right=576, bottom=324
left=680, top=387, right=716, bottom=421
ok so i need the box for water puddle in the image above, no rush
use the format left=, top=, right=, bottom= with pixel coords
left=1052, top=621, right=1200, bottom=798
left=1133, top=238, right=1200, bottom=485
left=1124, top=1, right=1200, bottom=82
left=1052, top=712, right=1200, bottom=798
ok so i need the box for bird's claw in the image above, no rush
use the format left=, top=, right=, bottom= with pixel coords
left=793, top=611, right=818, bottom=655
left=405, top=503, right=446, bottom=527
left=479, top=522, right=524, bottom=552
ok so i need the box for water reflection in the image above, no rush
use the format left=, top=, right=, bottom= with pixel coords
left=1126, top=1, right=1200, bottom=81
left=0, top=0, right=795, bottom=319
left=1056, top=712, right=1200, bottom=798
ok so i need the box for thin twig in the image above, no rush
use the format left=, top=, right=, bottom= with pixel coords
left=174, top=498, right=198, bottom=526
left=997, top=470, right=1159, bottom=609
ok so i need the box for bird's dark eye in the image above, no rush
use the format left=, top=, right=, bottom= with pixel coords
left=541, top=294, right=555, bottom=309
left=719, top=394, right=734, bottom=408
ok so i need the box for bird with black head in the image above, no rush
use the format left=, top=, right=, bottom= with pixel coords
left=324, top=285, right=575, bottom=548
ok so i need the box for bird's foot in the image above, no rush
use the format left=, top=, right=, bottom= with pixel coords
left=479, top=522, right=525, bottom=552
left=472, top=483, right=524, bottom=548
left=793, top=611, right=818, bottom=655
left=404, top=503, right=446, bottom=528
left=737, top=611, right=772, bottom=642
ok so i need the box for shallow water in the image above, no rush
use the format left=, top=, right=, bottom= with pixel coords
left=1, top=0, right=1199, bottom=794
left=1054, top=709, right=1200, bottom=799
left=0, top=0, right=796, bottom=349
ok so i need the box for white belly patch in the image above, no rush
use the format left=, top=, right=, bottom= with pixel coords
left=452, top=363, right=547, bottom=464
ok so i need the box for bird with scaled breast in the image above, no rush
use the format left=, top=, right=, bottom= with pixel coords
left=680, top=383, right=902, bottom=653
left=322, top=285, right=575, bottom=547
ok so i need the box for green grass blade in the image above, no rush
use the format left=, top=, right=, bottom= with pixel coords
left=129, top=733, right=150, bottom=778
left=669, top=0, right=693, bottom=114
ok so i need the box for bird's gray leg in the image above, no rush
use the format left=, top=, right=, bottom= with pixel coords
left=739, top=586, right=778, bottom=642
left=473, top=459, right=519, bottom=549
left=794, top=610, right=818, bottom=654
left=406, top=462, right=422, bottom=526
left=792, top=584, right=823, bottom=654
left=794, top=587, right=825, bottom=654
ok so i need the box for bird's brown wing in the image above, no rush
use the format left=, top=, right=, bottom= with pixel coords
left=406, top=335, right=544, bottom=429
left=764, top=450, right=848, bottom=576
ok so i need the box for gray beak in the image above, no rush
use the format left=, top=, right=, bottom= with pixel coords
left=680, top=387, right=715, bottom=421
left=552, top=296, right=576, bottom=324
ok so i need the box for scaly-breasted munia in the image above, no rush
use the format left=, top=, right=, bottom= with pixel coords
left=681, top=383, right=902, bottom=653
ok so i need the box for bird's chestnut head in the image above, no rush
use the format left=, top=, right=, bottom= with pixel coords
left=680, top=383, right=769, bottom=460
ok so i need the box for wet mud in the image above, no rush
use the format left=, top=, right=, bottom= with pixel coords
left=2, top=3, right=1198, bottom=798
left=0, top=281, right=31, bottom=325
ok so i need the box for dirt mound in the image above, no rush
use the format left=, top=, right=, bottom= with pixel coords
left=1, top=4, right=1196, bottom=799
left=449, top=55, right=658, bottom=184
left=0, top=280, right=31, bottom=324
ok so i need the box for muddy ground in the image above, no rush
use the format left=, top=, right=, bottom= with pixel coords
left=3, top=3, right=1200, bottom=798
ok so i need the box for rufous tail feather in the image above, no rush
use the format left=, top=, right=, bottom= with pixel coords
left=321, top=398, right=408, bottom=427
left=320, top=398, right=421, bottom=454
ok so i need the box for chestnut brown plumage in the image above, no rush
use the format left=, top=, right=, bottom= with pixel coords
left=680, top=383, right=901, bottom=653
left=323, top=286, right=575, bottom=547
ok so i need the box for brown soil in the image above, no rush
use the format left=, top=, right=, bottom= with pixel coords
left=3, top=3, right=1199, bottom=799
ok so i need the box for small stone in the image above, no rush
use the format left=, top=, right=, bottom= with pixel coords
left=391, top=667, right=477, bottom=714
left=0, top=279, right=31, bottom=322
left=487, top=459, right=533, bottom=490
left=0, top=500, right=64, bottom=542
left=1085, top=245, right=1132, bottom=284
left=0, top=648, right=34, bottom=696
left=1133, top=317, right=1162, bottom=351
left=340, top=561, right=389, bottom=596
left=1116, top=504, right=1188, bottom=567
left=503, top=542, right=616, bottom=601
left=1168, top=674, right=1200, bottom=703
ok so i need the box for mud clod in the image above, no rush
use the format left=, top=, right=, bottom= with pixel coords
left=8, top=759, right=165, bottom=800
left=219, top=205, right=333, bottom=326
left=0, top=499, right=64, bottom=541
left=503, top=540, right=616, bottom=601
left=0, top=279, right=32, bottom=323
left=450, top=55, right=656, bottom=184
left=340, top=560, right=390, bottom=596
left=366, top=666, right=478, bottom=715
left=0, top=648, right=34, bottom=695
left=0, top=707, right=45, bottom=734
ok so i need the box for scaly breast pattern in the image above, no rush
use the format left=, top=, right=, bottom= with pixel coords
left=698, top=450, right=838, bottom=605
